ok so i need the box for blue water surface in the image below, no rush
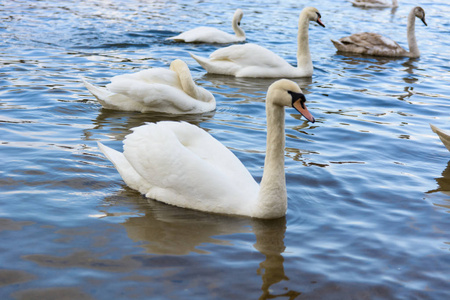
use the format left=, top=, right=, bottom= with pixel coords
left=0, top=0, right=449, bottom=299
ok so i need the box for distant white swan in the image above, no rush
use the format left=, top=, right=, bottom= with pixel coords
left=97, top=79, right=316, bottom=219
left=190, top=7, right=325, bottom=78
left=82, top=59, right=215, bottom=114
left=430, top=124, right=450, bottom=152
left=331, top=6, right=426, bottom=58
left=166, top=9, right=245, bottom=43
left=351, top=0, right=398, bottom=8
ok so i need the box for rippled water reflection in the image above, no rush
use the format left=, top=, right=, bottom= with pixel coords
left=1, top=0, right=449, bottom=299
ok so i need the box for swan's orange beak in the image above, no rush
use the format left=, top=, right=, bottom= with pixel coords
left=317, top=18, right=325, bottom=28
left=293, top=98, right=315, bottom=123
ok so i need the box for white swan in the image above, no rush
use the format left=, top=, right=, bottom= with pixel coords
left=82, top=59, right=215, bottom=114
left=190, top=7, right=325, bottom=78
left=166, top=9, right=245, bottom=43
left=97, top=79, right=316, bottom=219
left=351, top=0, right=398, bottom=8
left=430, top=124, right=450, bottom=152
left=331, top=6, right=426, bottom=58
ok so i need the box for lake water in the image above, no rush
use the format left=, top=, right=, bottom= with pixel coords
left=1, top=0, right=449, bottom=299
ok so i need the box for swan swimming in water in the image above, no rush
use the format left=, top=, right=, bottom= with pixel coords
left=166, top=9, right=245, bottom=44
left=190, top=7, right=325, bottom=78
left=97, top=79, right=316, bottom=219
left=430, top=124, right=450, bottom=152
left=82, top=59, right=215, bottom=114
left=351, top=0, right=398, bottom=8
left=331, top=6, right=426, bottom=58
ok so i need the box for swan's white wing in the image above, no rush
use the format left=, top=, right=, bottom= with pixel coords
left=83, top=78, right=147, bottom=111
left=106, top=69, right=211, bottom=113
left=209, top=43, right=290, bottom=68
left=109, top=68, right=180, bottom=89
left=193, top=43, right=297, bottom=77
left=169, top=27, right=238, bottom=43
left=107, top=79, right=201, bottom=112
left=122, top=122, right=259, bottom=214
left=97, top=142, right=152, bottom=194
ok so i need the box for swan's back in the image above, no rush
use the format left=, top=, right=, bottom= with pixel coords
left=210, top=44, right=287, bottom=67
left=108, top=68, right=181, bottom=90
left=332, top=32, right=407, bottom=57
left=351, top=0, right=398, bottom=8
left=117, top=122, right=259, bottom=214
left=168, top=27, right=243, bottom=43
left=193, top=43, right=297, bottom=77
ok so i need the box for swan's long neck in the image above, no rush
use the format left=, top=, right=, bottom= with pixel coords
left=170, top=63, right=208, bottom=101
left=178, top=70, right=200, bottom=99
left=232, top=17, right=245, bottom=38
left=296, top=12, right=313, bottom=72
left=406, top=10, right=419, bottom=58
left=255, top=102, right=287, bottom=219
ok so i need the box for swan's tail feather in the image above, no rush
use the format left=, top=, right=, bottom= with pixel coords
left=430, top=124, right=450, bottom=152
left=166, top=36, right=180, bottom=41
left=97, top=141, right=125, bottom=169
left=331, top=39, right=344, bottom=51
left=189, top=52, right=211, bottom=70
left=189, top=52, right=236, bottom=75
left=97, top=142, right=150, bottom=194
left=82, top=78, right=113, bottom=107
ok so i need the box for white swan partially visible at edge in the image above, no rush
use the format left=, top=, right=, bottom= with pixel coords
left=82, top=59, right=215, bottom=114
left=190, top=7, right=325, bottom=78
left=430, top=124, right=450, bottom=152
left=331, top=6, right=427, bottom=58
left=351, top=0, right=398, bottom=8
left=167, top=9, right=245, bottom=44
left=97, top=79, right=316, bottom=219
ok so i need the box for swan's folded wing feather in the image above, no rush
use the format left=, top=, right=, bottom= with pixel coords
left=209, top=44, right=289, bottom=68
left=97, top=142, right=152, bottom=194
left=122, top=122, right=258, bottom=212
left=107, top=79, right=198, bottom=112
left=349, top=33, right=400, bottom=49
left=339, top=33, right=405, bottom=55
left=352, top=0, right=390, bottom=6
left=109, top=68, right=179, bottom=88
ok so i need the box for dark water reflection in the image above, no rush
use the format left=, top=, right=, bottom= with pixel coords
left=427, top=160, right=450, bottom=213
left=101, top=189, right=296, bottom=299
left=85, top=108, right=215, bottom=142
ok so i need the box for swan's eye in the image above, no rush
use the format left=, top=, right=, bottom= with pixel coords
left=288, top=91, right=307, bottom=109
left=238, top=22, right=241, bottom=26
left=316, top=12, right=322, bottom=19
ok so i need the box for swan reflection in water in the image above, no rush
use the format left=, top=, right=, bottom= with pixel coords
left=83, top=108, right=215, bottom=142
left=427, top=160, right=450, bottom=218
left=428, top=161, right=450, bottom=198
left=100, top=188, right=300, bottom=299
